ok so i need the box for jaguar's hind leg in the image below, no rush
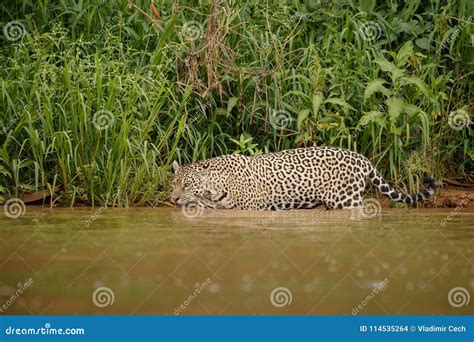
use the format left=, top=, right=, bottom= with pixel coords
left=344, top=192, right=364, bottom=209
left=334, top=192, right=364, bottom=209
left=317, top=194, right=335, bottom=210
left=334, top=201, right=363, bottom=209
left=323, top=202, right=335, bottom=210
left=344, top=201, right=363, bottom=209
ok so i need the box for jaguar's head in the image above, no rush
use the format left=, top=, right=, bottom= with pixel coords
left=171, top=160, right=227, bottom=208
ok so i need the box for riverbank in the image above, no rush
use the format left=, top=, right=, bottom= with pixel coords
left=3, top=185, right=473, bottom=210
left=381, top=186, right=474, bottom=209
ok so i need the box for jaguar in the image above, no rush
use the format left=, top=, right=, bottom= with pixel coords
left=170, top=146, right=437, bottom=210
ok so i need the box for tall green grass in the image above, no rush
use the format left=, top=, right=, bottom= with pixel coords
left=0, top=0, right=472, bottom=206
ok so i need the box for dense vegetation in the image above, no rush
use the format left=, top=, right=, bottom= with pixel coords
left=0, top=0, right=472, bottom=206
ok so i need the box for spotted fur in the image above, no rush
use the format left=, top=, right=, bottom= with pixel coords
left=171, top=147, right=437, bottom=210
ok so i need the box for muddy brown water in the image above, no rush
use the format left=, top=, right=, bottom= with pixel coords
left=0, top=207, right=472, bottom=315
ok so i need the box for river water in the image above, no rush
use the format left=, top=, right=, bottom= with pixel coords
left=0, top=207, right=472, bottom=315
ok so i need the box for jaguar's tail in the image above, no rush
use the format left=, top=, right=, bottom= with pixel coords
left=367, top=165, right=437, bottom=204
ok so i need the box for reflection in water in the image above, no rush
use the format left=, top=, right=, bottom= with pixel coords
left=0, top=207, right=472, bottom=315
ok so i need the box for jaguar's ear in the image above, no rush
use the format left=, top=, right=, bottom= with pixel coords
left=172, top=160, right=180, bottom=174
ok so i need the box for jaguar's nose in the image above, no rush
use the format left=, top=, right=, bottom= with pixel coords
left=170, top=195, right=180, bottom=204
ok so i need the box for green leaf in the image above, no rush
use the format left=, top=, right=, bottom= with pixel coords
left=324, top=98, right=355, bottom=111
left=404, top=104, right=421, bottom=116
left=227, top=97, right=238, bottom=113
left=214, top=108, right=227, bottom=116
left=375, top=57, right=405, bottom=81
left=312, top=93, right=324, bottom=116
left=401, top=76, right=430, bottom=97
left=358, top=110, right=383, bottom=126
left=415, top=38, right=430, bottom=50
left=364, top=79, right=391, bottom=100
left=399, top=21, right=418, bottom=34
left=374, top=57, right=396, bottom=73
left=0, top=165, right=11, bottom=178
left=392, top=126, right=403, bottom=135
left=297, top=109, right=311, bottom=130
left=358, top=0, right=376, bottom=12
left=396, top=41, right=413, bottom=67
left=467, top=148, right=474, bottom=161
left=386, top=97, right=405, bottom=124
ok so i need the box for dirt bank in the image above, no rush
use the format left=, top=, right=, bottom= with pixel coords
left=378, top=186, right=474, bottom=209
left=4, top=186, right=474, bottom=210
